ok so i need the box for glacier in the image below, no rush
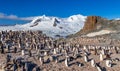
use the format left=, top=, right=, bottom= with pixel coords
left=0, top=14, right=86, bottom=37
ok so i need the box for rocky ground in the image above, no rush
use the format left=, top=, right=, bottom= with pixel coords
left=0, top=31, right=120, bottom=71
left=0, top=46, right=120, bottom=71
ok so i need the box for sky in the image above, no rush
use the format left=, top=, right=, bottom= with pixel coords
left=0, top=0, right=120, bottom=25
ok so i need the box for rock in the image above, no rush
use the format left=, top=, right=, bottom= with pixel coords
left=75, top=16, right=106, bottom=35
left=82, top=16, right=99, bottom=33
left=53, top=18, right=60, bottom=27
left=72, top=16, right=110, bottom=37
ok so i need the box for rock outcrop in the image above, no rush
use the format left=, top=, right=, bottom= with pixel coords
left=73, top=16, right=109, bottom=37
left=81, top=16, right=100, bottom=33
left=68, top=15, right=120, bottom=38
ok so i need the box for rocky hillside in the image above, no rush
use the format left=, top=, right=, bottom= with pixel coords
left=75, top=16, right=108, bottom=35
left=71, top=16, right=120, bottom=38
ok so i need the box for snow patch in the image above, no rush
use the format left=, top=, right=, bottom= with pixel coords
left=86, top=30, right=116, bottom=37
left=115, top=18, right=120, bottom=20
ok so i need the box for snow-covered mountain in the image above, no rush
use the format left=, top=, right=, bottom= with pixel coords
left=0, top=14, right=86, bottom=37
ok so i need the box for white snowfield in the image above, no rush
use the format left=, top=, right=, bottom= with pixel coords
left=0, top=14, right=87, bottom=37
left=86, top=30, right=117, bottom=37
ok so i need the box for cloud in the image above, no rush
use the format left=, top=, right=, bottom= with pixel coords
left=7, top=15, right=18, bottom=19
left=20, top=17, right=35, bottom=20
left=0, top=13, right=6, bottom=18
left=0, top=12, right=34, bottom=21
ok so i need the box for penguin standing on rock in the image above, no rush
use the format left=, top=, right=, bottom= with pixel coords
left=13, top=47, right=17, bottom=53
left=1, top=44, right=4, bottom=54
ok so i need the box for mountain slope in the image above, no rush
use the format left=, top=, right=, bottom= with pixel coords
left=0, top=14, right=86, bottom=37
left=1, top=14, right=120, bottom=38
left=72, top=16, right=120, bottom=38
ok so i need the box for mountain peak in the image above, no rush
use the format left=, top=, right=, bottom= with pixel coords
left=21, top=14, right=86, bottom=37
left=67, top=14, right=86, bottom=22
left=0, top=14, right=86, bottom=37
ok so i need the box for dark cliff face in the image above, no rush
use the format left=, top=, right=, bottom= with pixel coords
left=53, top=18, right=59, bottom=27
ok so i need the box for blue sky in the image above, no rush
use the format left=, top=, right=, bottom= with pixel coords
left=0, top=0, right=120, bottom=25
